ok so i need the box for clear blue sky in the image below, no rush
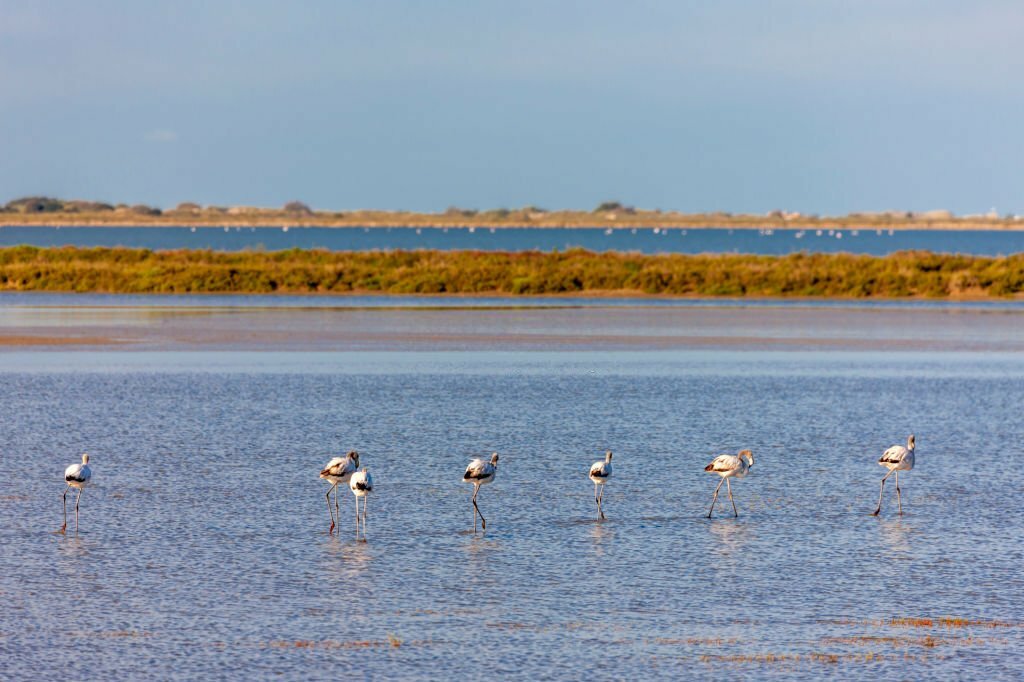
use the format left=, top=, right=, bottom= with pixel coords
left=1, top=1, right=1021, bottom=214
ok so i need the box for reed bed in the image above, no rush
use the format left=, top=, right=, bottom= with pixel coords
left=0, top=246, right=1022, bottom=298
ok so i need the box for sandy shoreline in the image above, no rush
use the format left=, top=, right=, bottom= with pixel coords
left=3, top=219, right=1024, bottom=231
left=0, top=334, right=124, bottom=346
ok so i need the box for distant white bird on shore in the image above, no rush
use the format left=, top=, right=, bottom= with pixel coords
left=320, top=451, right=359, bottom=534
left=588, top=451, right=613, bottom=520
left=463, top=453, right=499, bottom=532
left=62, top=453, right=92, bottom=534
left=704, top=450, right=753, bottom=518
left=872, top=435, right=915, bottom=516
left=349, top=468, right=373, bottom=540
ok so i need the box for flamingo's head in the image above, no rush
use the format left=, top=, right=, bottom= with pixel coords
left=490, top=452, right=500, bottom=466
left=81, top=453, right=90, bottom=464
left=738, top=450, right=753, bottom=467
left=348, top=450, right=360, bottom=467
left=605, top=450, right=613, bottom=462
left=907, top=435, right=915, bottom=450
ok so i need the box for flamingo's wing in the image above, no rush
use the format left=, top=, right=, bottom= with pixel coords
left=879, top=445, right=908, bottom=466
left=64, top=463, right=88, bottom=483
left=705, top=454, right=739, bottom=473
left=464, top=459, right=490, bottom=480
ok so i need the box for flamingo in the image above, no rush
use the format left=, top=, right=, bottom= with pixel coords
left=349, top=469, right=373, bottom=540
left=872, top=435, right=915, bottom=516
left=320, top=451, right=359, bottom=533
left=704, top=450, right=753, bottom=518
left=463, top=453, right=499, bottom=531
left=61, top=453, right=92, bottom=534
left=588, top=451, right=613, bottom=520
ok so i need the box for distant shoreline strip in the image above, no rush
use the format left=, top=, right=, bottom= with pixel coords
left=3, top=221, right=1024, bottom=232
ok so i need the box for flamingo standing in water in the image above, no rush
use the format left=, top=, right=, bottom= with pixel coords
left=463, top=453, right=499, bottom=532
left=704, top=450, right=753, bottom=518
left=588, top=451, right=613, bottom=520
left=872, top=435, right=916, bottom=516
left=61, top=453, right=92, bottom=534
left=320, top=451, right=359, bottom=533
left=349, top=469, right=373, bottom=540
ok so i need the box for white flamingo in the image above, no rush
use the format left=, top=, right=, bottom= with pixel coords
left=704, top=450, right=753, bottom=518
left=349, top=469, right=373, bottom=540
left=588, top=451, right=613, bottom=520
left=872, top=435, right=915, bottom=516
left=61, top=453, right=92, bottom=534
left=463, top=453, right=499, bottom=531
left=320, top=451, right=359, bottom=534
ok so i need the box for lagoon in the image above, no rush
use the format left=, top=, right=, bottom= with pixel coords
left=1, top=299, right=1023, bottom=679
left=2, top=225, right=1024, bottom=255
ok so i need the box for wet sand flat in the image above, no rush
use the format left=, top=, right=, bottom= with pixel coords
left=0, top=334, right=123, bottom=346
left=1, top=304, right=1022, bottom=352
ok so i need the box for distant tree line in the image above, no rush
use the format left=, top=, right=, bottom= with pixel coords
left=1, top=196, right=163, bottom=215
left=0, top=196, right=1015, bottom=223
left=2, top=196, right=645, bottom=218
left=0, top=197, right=319, bottom=216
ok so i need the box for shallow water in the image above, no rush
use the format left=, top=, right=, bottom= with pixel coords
left=2, top=341, right=1024, bottom=679
left=2, top=224, right=1024, bottom=255
left=4, top=291, right=1024, bottom=310
left=2, top=294, right=1023, bottom=353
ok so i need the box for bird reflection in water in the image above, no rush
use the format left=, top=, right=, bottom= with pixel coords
left=877, top=517, right=913, bottom=556
left=588, top=519, right=614, bottom=557
left=707, top=519, right=751, bottom=558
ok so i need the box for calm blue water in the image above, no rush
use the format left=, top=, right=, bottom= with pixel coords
left=1, top=225, right=1022, bottom=255
left=2, top=337, right=1024, bottom=678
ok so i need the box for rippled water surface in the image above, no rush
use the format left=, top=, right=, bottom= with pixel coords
left=3, top=325, right=1024, bottom=678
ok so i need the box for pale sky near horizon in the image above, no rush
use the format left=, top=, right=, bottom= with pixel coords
left=1, top=1, right=1022, bottom=214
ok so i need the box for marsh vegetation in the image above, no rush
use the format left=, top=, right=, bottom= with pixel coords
left=0, top=246, right=1021, bottom=298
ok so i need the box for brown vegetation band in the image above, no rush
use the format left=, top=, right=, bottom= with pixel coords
left=0, top=246, right=1021, bottom=297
